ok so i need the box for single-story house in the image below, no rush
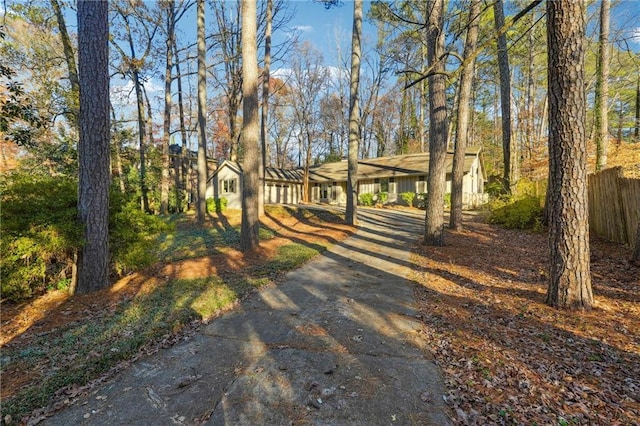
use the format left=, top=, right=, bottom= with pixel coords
left=207, top=148, right=487, bottom=209
left=206, top=161, right=304, bottom=209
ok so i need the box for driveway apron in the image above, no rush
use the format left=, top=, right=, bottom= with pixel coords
left=45, top=207, right=451, bottom=425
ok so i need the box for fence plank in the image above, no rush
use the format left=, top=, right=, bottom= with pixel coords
left=588, top=166, right=640, bottom=247
left=620, top=177, right=640, bottom=248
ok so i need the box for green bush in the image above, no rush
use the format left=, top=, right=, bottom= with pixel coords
left=359, top=193, right=374, bottom=206
left=400, top=192, right=415, bottom=207
left=1, top=173, right=81, bottom=300
left=376, top=192, right=388, bottom=205
left=0, top=173, right=170, bottom=301
left=444, top=192, right=451, bottom=209
left=109, top=190, right=171, bottom=276
left=416, top=193, right=428, bottom=209
left=207, top=197, right=228, bottom=213
left=485, top=180, right=506, bottom=197
left=488, top=195, right=544, bottom=231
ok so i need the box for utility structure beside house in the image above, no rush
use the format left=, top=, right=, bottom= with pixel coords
left=207, top=148, right=487, bottom=210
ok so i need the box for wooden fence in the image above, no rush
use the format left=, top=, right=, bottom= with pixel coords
left=588, top=167, right=640, bottom=247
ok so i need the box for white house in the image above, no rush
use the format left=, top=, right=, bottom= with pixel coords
left=207, top=148, right=487, bottom=209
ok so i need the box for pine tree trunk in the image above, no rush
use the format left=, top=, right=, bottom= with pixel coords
left=161, top=2, right=175, bottom=215
left=173, top=40, right=188, bottom=211
left=75, top=0, right=110, bottom=295
left=450, top=0, right=480, bottom=231
left=494, top=0, right=513, bottom=193
left=346, top=0, right=362, bottom=226
left=196, top=0, right=208, bottom=223
left=258, top=0, right=272, bottom=217
left=594, top=0, right=610, bottom=171
left=240, top=0, right=260, bottom=251
left=134, top=70, right=150, bottom=213
left=546, top=0, right=593, bottom=309
left=424, top=0, right=448, bottom=246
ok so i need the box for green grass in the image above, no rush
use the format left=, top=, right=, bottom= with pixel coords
left=1, top=215, right=328, bottom=424
left=156, top=216, right=275, bottom=262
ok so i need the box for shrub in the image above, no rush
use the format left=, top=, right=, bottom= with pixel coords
left=207, top=197, right=228, bottom=213
left=489, top=195, right=544, bottom=231
left=109, top=190, right=171, bottom=276
left=416, top=193, right=428, bottom=209
left=400, top=192, right=415, bottom=207
left=0, top=173, right=170, bottom=301
left=444, top=192, right=451, bottom=209
left=1, top=173, right=81, bottom=300
left=359, top=193, right=374, bottom=206
left=376, top=191, right=388, bottom=205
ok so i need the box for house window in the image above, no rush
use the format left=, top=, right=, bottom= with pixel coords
left=416, top=176, right=427, bottom=193
left=380, top=178, right=389, bottom=193
left=221, top=178, right=237, bottom=194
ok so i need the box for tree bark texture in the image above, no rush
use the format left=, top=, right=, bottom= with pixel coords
left=76, top=0, right=110, bottom=295
left=424, top=0, right=448, bottom=246
left=494, top=0, right=513, bottom=192
left=161, top=2, right=175, bottom=215
left=240, top=0, right=260, bottom=251
left=258, top=0, right=272, bottom=217
left=594, top=0, right=610, bottom=171
left=450, top=0, right=480, bottom=231
left=546, top=0, right=593, bottom=309
left=196, top=0, right=208, bottom=223
left=173, top=40, right=189, bottom=210
left=346, top=0, right=362, bottom=226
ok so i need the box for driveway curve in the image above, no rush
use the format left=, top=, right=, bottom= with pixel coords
left=45, top=207, right=451, bottom=426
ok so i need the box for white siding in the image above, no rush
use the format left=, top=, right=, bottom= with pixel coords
left=212, top=166, right=243, bottom=209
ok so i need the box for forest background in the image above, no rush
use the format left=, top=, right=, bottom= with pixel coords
left=2, top=0, right=640, bottom=304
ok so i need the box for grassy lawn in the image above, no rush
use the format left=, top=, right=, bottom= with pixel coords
left=1, top=206, right=349, bottom=424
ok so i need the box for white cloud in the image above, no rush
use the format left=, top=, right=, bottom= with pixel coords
left=633, top=27, right=640, bottom=43
left=110, top=79, right=162, bottom=105
left=293, top=25, right=313, bottom=33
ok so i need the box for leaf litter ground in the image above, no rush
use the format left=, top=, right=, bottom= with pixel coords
left=1, top=207, right=638, bottom=425
left=412, top=213, right=639, bottom=424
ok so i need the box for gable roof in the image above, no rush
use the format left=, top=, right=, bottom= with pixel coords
left=210, top=147, right=483, bottom=184
left=309, top=147, right=482, bottom=182
left=209, top=160, right=305, bottom=183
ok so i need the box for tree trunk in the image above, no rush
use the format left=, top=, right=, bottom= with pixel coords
left=259, top=0, right=272, bottom=217
left=50, top=0, right=79, bottom=127
left=134, top=70, right=150, bottom=213
left=110, top=106, right=126, bottom=193
left=450, top=0, right=480, bottom=231
left=161, top=2, right=175, bottom=215
left=424, top=0, right=448, bottom=246
left=494, top=0, right=513, bottom=193
left=240, top=0, right=260, bottom=251
left=173, top=40, right=188, bottom=210
left=346, top=0, right=362, bottom=226
left=546, top=0, right=593, bottom=309
left=196, top=0, right=208, bottom=223
left=75, top=0, right=110, bottom=295
left=526, top=11, right=536, bottom=160
left=594, top=0, right=610, bottom=171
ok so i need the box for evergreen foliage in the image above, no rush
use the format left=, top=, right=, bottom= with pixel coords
left=1, top=173, right=169, bottom=301
left=358, top=192, right=374, bottom=206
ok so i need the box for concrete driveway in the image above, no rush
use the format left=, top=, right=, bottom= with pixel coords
left=45, top=207, right=451, bottom=425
